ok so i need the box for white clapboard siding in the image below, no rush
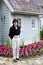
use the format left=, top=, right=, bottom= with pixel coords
left=13, top=15, right=39, bottom=44
left=39, top=15, right=43, bottom=30
left=0, top=0, right=40, bottom=45
left=0, top=0, right=11, bottom=45
left=0, top=1, right=2, bottom=44
left=20, top=16, right=39, bottom=44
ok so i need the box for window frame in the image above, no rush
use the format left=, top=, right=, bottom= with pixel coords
left=17, top=18, right=21, bottom=28
left=31, top=18, right=35, bottom=29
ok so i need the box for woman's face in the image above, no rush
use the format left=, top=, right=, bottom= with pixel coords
left=13, top=22, right=18, bottom=27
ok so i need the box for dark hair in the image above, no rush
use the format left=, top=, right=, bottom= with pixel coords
left=12, top=19, right=18, bottom=23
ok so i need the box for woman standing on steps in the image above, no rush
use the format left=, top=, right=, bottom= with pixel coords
left=9, top=19, right=21, bottom=62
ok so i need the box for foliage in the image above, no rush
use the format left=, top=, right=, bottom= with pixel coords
left=20, top=39, right=25, bottom=46
left=40, top=25, right=43, bottom=40
left=21, top=40, right=25, bottom=46
left=40, top=31, right=43, bottom=40
left=6, top=39, right=10, bottom=47
left=0, top=42, right=43, bottom=57
left=20, top=42, right=43, bottom=57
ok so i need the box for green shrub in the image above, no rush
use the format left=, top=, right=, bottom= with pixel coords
left=40, top=31, right=43, bottom=40
left=20, top=39, right=25, bottom=46
left=40, top=25, right=43, bottom=40
left=6, top=39, right=10, bottom=47
left=34, top=40, right=37, bottom=44
left=22, top=40, right=25, bottom=46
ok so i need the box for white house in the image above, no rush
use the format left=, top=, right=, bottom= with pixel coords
left=0, top=0, right=43, bottom=45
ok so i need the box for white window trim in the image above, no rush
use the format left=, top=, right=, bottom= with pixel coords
left=31, top=18, right=36, bottom=29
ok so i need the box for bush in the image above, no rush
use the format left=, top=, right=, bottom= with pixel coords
left=40, top=31, right=43, bottom=40
left=6, top=39, right=10, bottom=47
left=20, top=42, right=43, bottom=57
left=0, top=42, right=43, bottom=57
left=40, top=25, right=43, bottom=40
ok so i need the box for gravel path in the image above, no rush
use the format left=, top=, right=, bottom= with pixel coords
left=0, top=56, right=43, bottom=65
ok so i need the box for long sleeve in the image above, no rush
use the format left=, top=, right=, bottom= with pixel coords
left=9, top=28, right=12, bottom=39
left=8, top=26, right=21, bottom=39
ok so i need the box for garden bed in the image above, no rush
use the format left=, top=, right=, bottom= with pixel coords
left=0, top=42, right=43, bottom=58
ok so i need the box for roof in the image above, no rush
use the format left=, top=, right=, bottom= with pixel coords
left=32, top=0, right=43, bottom=6
left=3, top=0, right=43, bottom=15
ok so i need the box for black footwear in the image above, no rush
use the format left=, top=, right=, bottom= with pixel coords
left=16, top=58, right=21, bottom=61
left=16, top=58, right=19, bottom=60
left=13, top=59, right=17, bottom=62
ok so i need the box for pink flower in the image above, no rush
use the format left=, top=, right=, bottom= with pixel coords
left=36, top=42, right=41, bottom=48
left=20, top=46, right=25, bottom=55
left=25, top=48, right=28, bottom=57
left=28, top=49, right=32, bottom=55
left=0, top=41, right=43, bottom=57
left=20, top=46, right=25, bottom=52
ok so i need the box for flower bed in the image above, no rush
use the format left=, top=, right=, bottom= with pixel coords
left=0, top=42, right=43, bottom=57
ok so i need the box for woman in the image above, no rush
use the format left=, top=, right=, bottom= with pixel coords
left=9, top=19, right=21, bottom=62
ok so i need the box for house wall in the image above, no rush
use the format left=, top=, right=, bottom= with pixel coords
left=0, top=1, right=1, bottom=16
left=0, top=1, right=2, bottom=44
left=39, top=15, right=43, bottom=30
left=0, top=0, right=41, bottom=45
left=0, top=0, right=11, bottom=45
left=12, top=15, right=39, bottom=45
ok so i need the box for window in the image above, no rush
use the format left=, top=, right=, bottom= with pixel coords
left=17, top=18, right=21, bottom=28
left=32, top=19, right=35, bottom=28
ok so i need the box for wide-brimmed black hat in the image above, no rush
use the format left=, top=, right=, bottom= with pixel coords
left=12, top=19, right=18, bottom=23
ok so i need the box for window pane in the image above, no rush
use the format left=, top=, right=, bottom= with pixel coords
left=32, top=19, right=35, bottom=28
left=17, top=18, right=21, bottom=28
